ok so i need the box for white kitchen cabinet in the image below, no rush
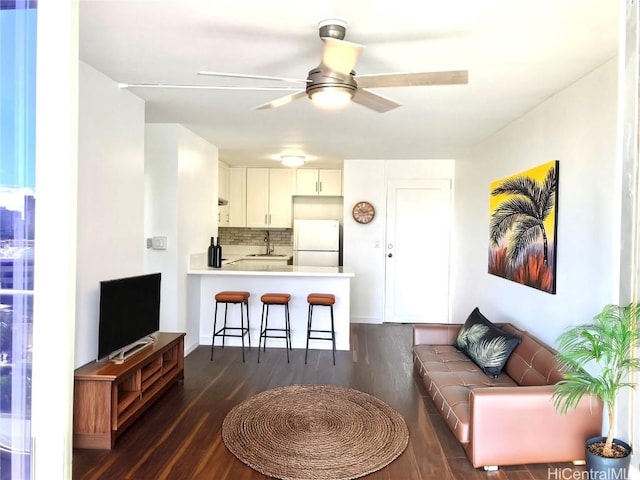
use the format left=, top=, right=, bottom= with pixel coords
left=246, top=168, right=293, bottom=228
left=295, top=169, right=342, bottom=196
left=218, top=162, right=230, bottom=226
left=269, top=169, right=294, bottom=226
left=246, top=168, right=269, bottom=227
left=228, top=167, right=246, bottom=227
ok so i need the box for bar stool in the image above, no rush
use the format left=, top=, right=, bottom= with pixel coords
left=257, top=293, right=292, bottom=363
left=210, top=291, right=251, bottom=362
left=305, top=293, right=336, bottom=365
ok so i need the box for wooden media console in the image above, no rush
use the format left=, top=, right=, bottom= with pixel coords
left=73, top=332, right=185, bottom=449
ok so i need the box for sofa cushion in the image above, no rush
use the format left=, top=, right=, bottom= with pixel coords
left=412, top=344, right=474, bottom=372
left=413, top=344, right=517, bottom=443
left=455, top=308, right=521, bottom=378
left=500, top=324, right=564, bottom=386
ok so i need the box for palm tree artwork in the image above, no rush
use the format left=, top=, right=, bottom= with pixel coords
left=488, top=160, right=559, bottom=293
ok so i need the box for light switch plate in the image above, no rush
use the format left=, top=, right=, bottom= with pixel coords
left=151, top=236, right=168, bottom=250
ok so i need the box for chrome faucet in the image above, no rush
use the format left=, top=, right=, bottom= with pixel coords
left=264, top=231, right=274, bottom=255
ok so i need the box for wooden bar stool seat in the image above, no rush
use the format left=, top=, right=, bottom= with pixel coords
left=215, top=291, right=250, bottom=303
left=305, top=293, right=336, bottom=365
left=210, top=291, right=251, bottom=362
left=307, top=293, right=335, bottom=306
left=258, top=293, right=292, bottom=363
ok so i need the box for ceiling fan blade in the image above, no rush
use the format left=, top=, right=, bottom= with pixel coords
left=321, top=37, right=365, bottom=75
left=118, top=82, right=302, bottom=92
left=352, top=88, right=401, bottom=113
left=255, top=90, right=307, bottom=110
left=198, top=71, right=309, bottom=84
left=355, top=70, right=468, bottom=88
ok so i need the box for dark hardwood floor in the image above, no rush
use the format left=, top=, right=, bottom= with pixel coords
left=73, top=324, right=585, bottom=479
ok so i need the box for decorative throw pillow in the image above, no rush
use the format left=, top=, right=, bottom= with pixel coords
left=455, top=307, right=521, bottom=378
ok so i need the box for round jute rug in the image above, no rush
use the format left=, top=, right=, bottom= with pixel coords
left=221, top=384, right=409, bottom=480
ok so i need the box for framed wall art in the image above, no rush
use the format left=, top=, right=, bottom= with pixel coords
left=488, top=160, right=559, bottom=294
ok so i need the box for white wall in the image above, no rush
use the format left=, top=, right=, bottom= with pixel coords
left=343, top=60, right=619, bottom=342
left=144, top=126, right=179, bottom=330
left=343, top=159, right=455, bottom=323
left=75, top=65, right=217, bottom=365
left=451, top=58, right=619, bottom=347
left=293, top=196, right=343, bottom=222
left=145, top=124, right=218, bottom=354
left=343, top=160, right=386, bottom=323
left=75, top=61, right=145, bottom=368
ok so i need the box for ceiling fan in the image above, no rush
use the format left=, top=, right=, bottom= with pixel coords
left=120, top=19, right=468, bottom=113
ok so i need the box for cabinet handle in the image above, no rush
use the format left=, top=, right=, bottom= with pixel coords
left=315, top=181, right=319, bottom=193
left=218, top=212, right=220, bottom=222
left=265, top=214, right=268, bottom=225
left=268, top=213, right=272, bottom=224
left=319, top=181, right=322, bottom=193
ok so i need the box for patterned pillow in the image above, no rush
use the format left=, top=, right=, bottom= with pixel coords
left=455, top=307, right=521, bottom=378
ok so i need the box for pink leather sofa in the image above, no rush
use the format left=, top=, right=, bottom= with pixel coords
left=412, top=323, right=603, bottom=470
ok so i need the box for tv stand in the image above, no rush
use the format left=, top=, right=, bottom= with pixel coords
left=73, top=332, right=185, bottom=449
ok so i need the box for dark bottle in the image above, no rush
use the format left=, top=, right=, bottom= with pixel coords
left=213, top=237, right=222, bottom=268
left=207, top=237, right=215, bottom=267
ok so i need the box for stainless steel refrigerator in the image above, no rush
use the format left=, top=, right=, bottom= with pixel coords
left=293, top=219, right=340, bottom=266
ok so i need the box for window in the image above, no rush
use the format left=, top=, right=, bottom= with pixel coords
left=0, top=1, right=37, bottom=478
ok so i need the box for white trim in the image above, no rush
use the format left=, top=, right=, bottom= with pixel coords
left=32, top=1, right=78, bottom=479
left=350, top=316, right=381, bottom=324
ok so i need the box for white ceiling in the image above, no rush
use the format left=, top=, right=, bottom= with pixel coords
left=79, top=0, right=619, bottom=168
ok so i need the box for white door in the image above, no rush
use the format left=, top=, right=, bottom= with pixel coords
left=385, top=179, right=451, bottom=323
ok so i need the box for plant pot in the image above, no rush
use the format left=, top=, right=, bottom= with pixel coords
left=585, top=436, right=632, bottom=480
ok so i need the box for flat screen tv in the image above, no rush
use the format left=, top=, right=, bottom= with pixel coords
left=97, top=272, right=161, bottom=361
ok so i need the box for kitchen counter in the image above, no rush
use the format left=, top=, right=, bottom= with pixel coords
left=188, top=254, right=354, bottom=277
left=187, top=254, right=353, bottom=352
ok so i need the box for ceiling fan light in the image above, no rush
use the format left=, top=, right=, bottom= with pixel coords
left=309, top=87, right=353, bottom=109
left=281, top=155, right=305, bottom=167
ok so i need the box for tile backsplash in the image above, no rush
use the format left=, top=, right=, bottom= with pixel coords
left=219, top=227, right=292, bottom=246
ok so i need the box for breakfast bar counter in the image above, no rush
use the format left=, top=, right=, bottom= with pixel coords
left=188, top=254, right=354, bottom=351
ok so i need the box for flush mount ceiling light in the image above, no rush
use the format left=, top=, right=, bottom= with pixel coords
left=281, top=155, right=305, bottom=167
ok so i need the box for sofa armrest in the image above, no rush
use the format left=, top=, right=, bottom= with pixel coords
left=467, top=385, right=603, bottom=468
left=413, top=324, right=462, bottom=346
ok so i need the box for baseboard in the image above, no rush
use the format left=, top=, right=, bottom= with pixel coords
left=198, top=335, right=349, bottom=351
left=184, top=340, right=199, bottom=356
left=349, top=316, right=381, bottom=324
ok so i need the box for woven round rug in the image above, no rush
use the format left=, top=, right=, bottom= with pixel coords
left=222, top=384, right=409, bottom=480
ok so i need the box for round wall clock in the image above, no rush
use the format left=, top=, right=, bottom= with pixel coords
left=352, top=201, right=375, bottom=224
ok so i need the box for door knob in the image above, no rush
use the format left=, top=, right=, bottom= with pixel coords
left=388, top=253, right=393, bottom=258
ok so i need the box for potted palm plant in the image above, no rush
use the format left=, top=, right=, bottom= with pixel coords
left=553, top=302, right=640, bottom=479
